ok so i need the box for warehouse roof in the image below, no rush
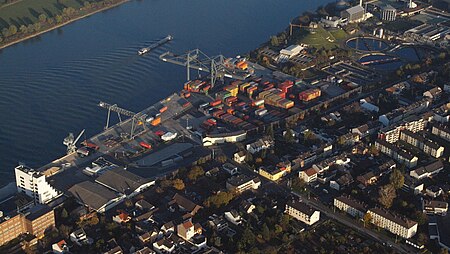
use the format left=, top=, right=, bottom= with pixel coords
left=68, top=181, right=119, bottom=211
left=344, top=5, right=364, bottom=15
left=96, top=167, right=153, bottom=195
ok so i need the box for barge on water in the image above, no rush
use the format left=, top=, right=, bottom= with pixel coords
left=138, top=35, right=173, bottom=55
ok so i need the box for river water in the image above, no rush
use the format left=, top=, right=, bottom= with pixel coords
left=0, top=0, right=331, bottom=186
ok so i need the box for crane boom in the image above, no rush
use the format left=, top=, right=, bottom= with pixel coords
left=73, top=129, right=85, bottom=145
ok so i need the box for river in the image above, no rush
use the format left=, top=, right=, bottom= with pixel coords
left=0, top=0, right=331, bottom=187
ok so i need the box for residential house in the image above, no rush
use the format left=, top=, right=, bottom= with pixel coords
left=233, top=151, right=246, bottom=164
left=426, top=185, right=443, bottom=198
left=170, top=193, right=202, bottom=216
left=285, top=200, right=320, bottom=226
left=246, top=137, right=274, bottom=154
left=240, top=200, right=255, bottom=214
left=153, top=237, right=175, bottom=254
left=224, top=210, right=242, bottom=225
left=299, top=168, right=318, bottom=183
left=368, top=208, right=418, bottom=238
left=402, top=175, right=424, bottom=195
left=410, top=160, right=444, bottom=180
left=222, top=163, right=239, bottom=176
left=334, top=196, right=367, bottom=218
left=226, top=174, right=261, bottom=193
left=330, top=174, right=354, bottom=191
left=423, top=200, right=448, bottom=216
left=113, top=211, right=131, bottom=224
left=177, top=220, right=201, bottom=241
left=423, top=87, right=442, bottom=101
left=52, top=240, right=69, bottom=254
left=70, top=228, right=93, bottom=246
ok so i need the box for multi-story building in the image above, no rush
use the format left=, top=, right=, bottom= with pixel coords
left=285, top=200, right=320, bottom=226
left=379, top=115, right=426, bottom=143
left=381, top=5, right=397, bottom=21
left=433, top=103, right=450, bottom=123
left=341, top=5, right=365, bottom=23
left=299, top=168, right=318, bottom=183
left=368, top=208, right=418, bottom=238
left=399, top=130, right=445, bottom=158
left=177, top=220, right=202, bottom=241
left=431, top=123, right=450, bottom=141
left=15, top=165, right=62, bottom=204
left=375, top=140, right=418, bottom=168
left=246, top=137, right=274, bottom=154
left=423, top=200, right=448, bottom=216
left=334, top=196, right=367, bottom=218
left=0, top=203, right=55, bottom=246
left=259, top=166, right=285, bottom=181
left=226, top=174, right=261, bottom=193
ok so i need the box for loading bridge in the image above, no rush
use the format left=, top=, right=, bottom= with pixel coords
left=160, top=49, right=253, bottom=87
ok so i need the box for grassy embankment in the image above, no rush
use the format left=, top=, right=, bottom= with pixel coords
left=0, top=0, right=128, bottom=49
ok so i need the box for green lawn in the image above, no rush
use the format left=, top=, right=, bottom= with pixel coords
left=294, top=26, right=347, bottom=50
left=0, top=0, right=84, bottom=29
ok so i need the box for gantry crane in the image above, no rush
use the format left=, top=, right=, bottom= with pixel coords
left=98, top=101, right=148, bottom=139
left=160, top=49, right=253, bottom=87
left=63, top=129, right=85, bottom=154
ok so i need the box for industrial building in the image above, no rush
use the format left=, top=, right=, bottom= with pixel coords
left=95, top=167, right=155, bottom=198
left=0, top=198, right=55, bottom=246
left=381, top=5, right=397, bottom=21
left=341, top=5, right=365, bottom=23
left=68, top=181, right=124, bottom=213
left=15, top=165, right=62, bottom=204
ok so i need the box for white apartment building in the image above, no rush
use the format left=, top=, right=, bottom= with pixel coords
left=400, top=130, right=445, bottom=158
left=379, top=116, right=426, bottom=143
left=334, top=196, right=367, bottom=218
left=15, top=165, right=61, bottom=204
left=368, top=208, right=418, bottom=238
left=375, top=140, right=418, bottom=168
left=285, top=200, right=320, bottom=225
left=226, top=174, right=261, bottom=193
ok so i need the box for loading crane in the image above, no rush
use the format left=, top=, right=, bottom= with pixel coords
left=63, top=129, right=85, bottom=154
left=98, top=101, right=147, bottom=139
left=159, top=49, right=253, bottom=87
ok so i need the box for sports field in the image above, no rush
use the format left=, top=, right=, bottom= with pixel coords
left=294, top=26, right=348, bottom=49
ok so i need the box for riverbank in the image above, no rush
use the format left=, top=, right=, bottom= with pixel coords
left=0, top=0, right=129, bottom=50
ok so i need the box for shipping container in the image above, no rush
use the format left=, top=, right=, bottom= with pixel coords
left=154, top=130, right=165, bottom=136
left=255, top=108, right=268, bottom=116
left=210, top=99, right=222, bottom=107
left=150, top=117, right=161, bottom=126
left=159, top=106, right=168, bottom=113
left=299, top=88, right=321, bottom=102
left=140, top=142, right=152, bottom=149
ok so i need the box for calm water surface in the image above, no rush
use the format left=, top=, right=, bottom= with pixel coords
left=0, top=0, right=331, bottom=186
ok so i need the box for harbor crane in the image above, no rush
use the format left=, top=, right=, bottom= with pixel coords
left=159, top=49, right=253, bottom=87
left=98, top=101, right=147, bottom=139
left=63, top=129, right=85, bottom=154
